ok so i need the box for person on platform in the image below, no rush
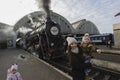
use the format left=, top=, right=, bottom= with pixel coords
left=108, top=34, right=113, bottom=49
left=6, top=64, right=22, bottom=80
left=66, top=37, right=92, bottom=80
left=81, top=33, right=101, bottom=80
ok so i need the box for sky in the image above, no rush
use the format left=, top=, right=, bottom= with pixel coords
left=0, top=0, right=120, bottom=33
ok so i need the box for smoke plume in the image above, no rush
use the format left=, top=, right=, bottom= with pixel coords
left=36, top=0, right=51, bottom=20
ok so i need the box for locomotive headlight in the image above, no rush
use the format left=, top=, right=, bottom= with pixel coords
left=50, top=43, right=54, bottom=46
left=50, top=26, right=59, bottom=35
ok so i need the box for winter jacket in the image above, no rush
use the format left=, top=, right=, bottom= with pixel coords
left=67, top=45, right=92, bottom=80
left=6, top=72, right=22, bottom=80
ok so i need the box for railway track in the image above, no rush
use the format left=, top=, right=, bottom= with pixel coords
left=28, top=50, right=120, bottom=80
left=89, top=66, right=120, bottom=80
left=47, top=58, right=120, bottom=80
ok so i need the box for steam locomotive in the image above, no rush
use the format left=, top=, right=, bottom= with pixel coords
left=17, top=20, right=66, bottom=60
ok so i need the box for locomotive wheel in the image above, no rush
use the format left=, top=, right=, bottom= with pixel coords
left=42, top=52, right=52, bottom=60
left=36, top=46, right=43, bottom=59
left=38, top=46, right=52, bottom=60
left=45, top=53, right=52, bottom=60
left=38, top=52, right=43, bottom=59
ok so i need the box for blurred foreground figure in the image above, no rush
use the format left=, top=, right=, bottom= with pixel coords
left=6, top=64, right=22, bottom=80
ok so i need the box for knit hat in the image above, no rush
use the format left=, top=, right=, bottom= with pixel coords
left=82, top=36, right=90, bottom=43
left=66, top=37, right=77, bottom=46
left=10, top=64, right=18, bottom=71
left=84, top=33, right=89, bottom=36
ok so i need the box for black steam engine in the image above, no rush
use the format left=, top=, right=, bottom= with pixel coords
left=24, top=19, right=65, bottom=60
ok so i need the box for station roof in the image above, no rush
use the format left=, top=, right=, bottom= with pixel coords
left=72, top=19, right=100, bottom=35
left=14, top=11, right=73, bottom=34
left=0, top=22, right=12, bottom=29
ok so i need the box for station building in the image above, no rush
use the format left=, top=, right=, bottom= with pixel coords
left=113, top=23, right=120, bottom=48
left=0, top=23, right=16, bottom=48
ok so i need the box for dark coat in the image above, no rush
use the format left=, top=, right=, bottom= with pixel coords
left=67, top=45, right=91, bottom=80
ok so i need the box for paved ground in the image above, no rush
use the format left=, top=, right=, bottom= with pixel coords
left=0, top=48, right=71, bottom=80
left=0, top=49, right=43, bottom=80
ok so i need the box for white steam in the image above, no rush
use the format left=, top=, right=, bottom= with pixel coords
left=0, top=26, right=16, bottom=40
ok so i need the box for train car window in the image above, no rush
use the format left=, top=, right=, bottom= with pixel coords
left=97, top=37, right=98, bottom=40
left=90, top=37, right=92, bottom=40
left=92, top=37, right=94, bottom=40
left=91, top=38, right=93, bottom=40
left=103, top=37, right=105, bottom=40
left=95, top=37, right=97, bottom=40
left=98, top=37, right=100, bottom=40
left=97, top=37, right=99, bottom=40
left=100, top=36, right=102, bottom=39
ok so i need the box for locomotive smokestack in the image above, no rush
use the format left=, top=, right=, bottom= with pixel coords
left=36, top=0, right=51, bottom=21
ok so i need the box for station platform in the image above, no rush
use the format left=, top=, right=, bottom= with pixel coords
left=0, top=49, right=71, bottom=80
left=96, top=44, right=120, bottom=53
left=91, top=45, right=120, bottom=72
left=95, top=44, right=119, bottom=50
left=93, top=45, right=120, bottom=59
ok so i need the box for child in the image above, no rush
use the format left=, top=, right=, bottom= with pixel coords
left=81, top=33, right=90, bottom=44
left=81, top=33, right=101, bottom=80
left=83, top=52, right=92, bottom=80
left=6, top=64, right=22, bottom=80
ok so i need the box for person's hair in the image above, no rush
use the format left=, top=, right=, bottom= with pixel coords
left=67, top=46, right=71, bottom=63
left=68, top=45, right=71, bottom=53
left=67, top=45, right=83, bottom=65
